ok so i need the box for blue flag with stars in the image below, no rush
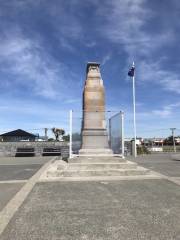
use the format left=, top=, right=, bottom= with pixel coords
left=128, top=66, right=135, bottom=77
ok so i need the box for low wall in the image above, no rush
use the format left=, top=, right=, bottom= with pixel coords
left=0, top=142, right=69, bottom=158
left=147, top=147, right=163, bottom=152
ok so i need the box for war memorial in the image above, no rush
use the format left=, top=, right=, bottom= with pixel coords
left=79, top=62, right=113, bottom=155
left=43, top=62, right=155, bottom=180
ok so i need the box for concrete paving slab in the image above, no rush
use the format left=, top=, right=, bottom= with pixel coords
left=0, top=183, right=24, bottom=211
left=129, top=154, right=180, bottom=177
left=0, top=158, right=55, bottom=236
left=1, top=180, right=180, bottom=240
left=0, top=164, right=42, bottom=181
left=136, top=162, right=180, bottom=177
left=39, top=174, right=163, bottom=182
left=127, top=154, right=172, bottom=162
left=0, top=156, right=52, bottom=165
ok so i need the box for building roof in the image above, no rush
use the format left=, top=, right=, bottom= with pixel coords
left=0, top=129, right=36, bottom=137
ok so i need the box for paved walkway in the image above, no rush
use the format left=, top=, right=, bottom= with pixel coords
left=0, top=183, right=24, bottom=212
left=0, top=154, right=180, bottom=239
left=129, top=153, right=180, bottom=177
left=0, top=156, right=52, bottom=181
left=1, top=180, right=180, bottom=240
left=0, top=156, right=53, bottom=232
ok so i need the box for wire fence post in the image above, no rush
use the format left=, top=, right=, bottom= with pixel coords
left=69, top=110, right=73, bottom=159
left=121, top=111, right=125, bottom=158
left=109, top=118, right=112, bottom=148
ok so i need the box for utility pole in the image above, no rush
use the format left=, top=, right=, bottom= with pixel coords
left=44, top=128, right=48, bottom=141
left=170, top=128, right=176, bottom=153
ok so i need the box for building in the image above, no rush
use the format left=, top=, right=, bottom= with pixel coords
left=143, top=138, right=164, bottom=146
left=0, top=129, right=36, bottom=142
left=175, top=137, right=180, bottom=145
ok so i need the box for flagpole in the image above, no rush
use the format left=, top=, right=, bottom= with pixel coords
left=132, top=62, right=137, bottom=157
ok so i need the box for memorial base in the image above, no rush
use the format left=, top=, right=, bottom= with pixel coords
left=79, top=129, right=113, bottom=156
left=79, top=148, right=113, bottom=156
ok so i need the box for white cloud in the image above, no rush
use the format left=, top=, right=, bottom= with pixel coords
left=0, top=30, right=73, bottom=98
left=97, top=0, right=151, bottom=53
left=152, top=102, right=180, bottom=118
left=152, top=109, right=171, bottom=118
left=85, top=41, right=96, bottom=48
left=138, top=60, right=180, bottom=94
left=0, top=99, right=70, bottom=133
left=102, top=53, right=112, bottom=66
left=97, top=0, right=179, bottom=95
left=64, top=98, right=81, bottom=104
left=98, top=0, right=175, bottom=56
left=46, top=1, right=83, bottom=41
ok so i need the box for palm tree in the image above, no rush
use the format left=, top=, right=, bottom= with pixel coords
left=52, top=128, right=65, bottom=141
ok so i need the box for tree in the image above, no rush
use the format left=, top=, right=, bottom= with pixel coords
left=62, top=134, right=70, bottom=142
left=164, top=136, right=173, bottom=145
left=48, top=138, right=55, bottom=142
left=52, top=128, right=65, bottom=141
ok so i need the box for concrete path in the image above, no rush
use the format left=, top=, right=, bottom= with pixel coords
left=0, top=157, right=53, bottom=209
left=0, top=156, right=53, bottom=165
left=0, top=156, right=52, bottom=181
left=0, top=164, right=43, bottom=181
left=0, top=156, right=54, bottom=235
left=129, top=153, right=180, bottom=177
left=1, top=180, right=180, bottom=240
left=129, top=154, right=180, bottom=186
left=0, top=154, right=180, bottom=239
left=0, top=183, right=24, bottom=212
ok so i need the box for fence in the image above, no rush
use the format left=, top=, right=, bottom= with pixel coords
left=69, top=110, right=124, bottom=158
left=109, top=112, right=124, bottom=155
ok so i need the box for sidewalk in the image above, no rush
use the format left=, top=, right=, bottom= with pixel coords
left=0, top=154, right=180, bottom=240
left=0, top=156, right=52, bottom=214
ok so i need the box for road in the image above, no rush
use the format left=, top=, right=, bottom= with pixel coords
left=129, top=153, right=180, bottom=177
left=0, top=156, right=52, bottom=211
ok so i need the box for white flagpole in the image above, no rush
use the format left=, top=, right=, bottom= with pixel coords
left=69, top=110, right=73, bottom=159
left=132, top=62, right=137, bottom=157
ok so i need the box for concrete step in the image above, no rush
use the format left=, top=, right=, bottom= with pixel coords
left=45, top=158, right=153, bottom=180
left=79, top=148, right=113, bottom=156
left=69, top=156, right=126, bottom=164
left=61, top=162, right=137, bottom=171
left=48, top=167, right=150, bottom=178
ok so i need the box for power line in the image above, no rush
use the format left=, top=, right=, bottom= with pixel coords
left=137, top=128, right=170, bottom=133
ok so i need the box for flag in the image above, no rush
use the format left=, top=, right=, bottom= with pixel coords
left=128, top=66, right=135, bottom=77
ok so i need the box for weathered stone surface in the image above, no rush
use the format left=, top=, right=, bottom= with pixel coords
left=44, top=156, right=156, bottom=180
left=80, top=62, right=112, bottom=155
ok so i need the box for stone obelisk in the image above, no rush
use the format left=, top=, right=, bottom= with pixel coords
left=79, top=62, right=113, bottom=156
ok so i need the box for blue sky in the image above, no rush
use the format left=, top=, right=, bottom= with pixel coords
left=0, top=0, right=180, bottom=138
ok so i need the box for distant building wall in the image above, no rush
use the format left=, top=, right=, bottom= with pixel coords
left=1, top=136, right=36, bottom=142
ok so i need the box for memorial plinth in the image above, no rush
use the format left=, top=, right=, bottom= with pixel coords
left=79, top=62, right=113, bottom=156
left=42, top=62, right=153, bottom=180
